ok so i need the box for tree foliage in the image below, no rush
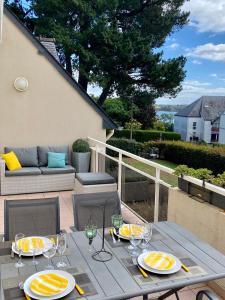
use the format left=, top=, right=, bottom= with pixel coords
left=6, top=0, right=189, bottom=111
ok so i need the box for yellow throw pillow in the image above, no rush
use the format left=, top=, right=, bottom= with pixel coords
left=1, top=151, right=22, bottom=171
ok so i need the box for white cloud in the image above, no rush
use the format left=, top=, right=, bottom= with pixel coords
left=187, top=43, right=225, bottom=63
left=156, top=80, right=225, bottom=104
left=210, top=73, right=218, bottom=78
left=167, top=43, right=179, bottom=49
left=191, top=59, right=202, bottom=65
left=183, top=0, right=225, bottom=33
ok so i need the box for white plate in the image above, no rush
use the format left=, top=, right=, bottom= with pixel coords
left=137, top=251, right=182, bottom=275
left=24, top=270, right=75, bottom=300
left=12, top=236, right=53, bottom=257
left=113, top=224, right=144, bottom=241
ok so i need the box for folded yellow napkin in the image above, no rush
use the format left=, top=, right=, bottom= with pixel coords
left=144, top=252, right=175, bottom=271
left=119, top=224, right=144, bottom=238
left=17, top=237, right=45, bottom=253
left=30, top=273, right=68, bottom=296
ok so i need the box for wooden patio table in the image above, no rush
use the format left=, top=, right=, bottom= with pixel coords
left=1, top=221, right=225, bottom=300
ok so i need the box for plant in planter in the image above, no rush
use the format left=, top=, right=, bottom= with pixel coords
left=72, top=139, right=90, bottom=172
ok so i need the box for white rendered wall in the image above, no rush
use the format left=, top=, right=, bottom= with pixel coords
left=174, top=116, right=188, bottom=140
left=203, top=121, right=212, bottom=143
left=219, top=113, right=225, bottom=144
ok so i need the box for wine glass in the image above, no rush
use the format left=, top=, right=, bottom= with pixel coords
left=140, top=223, right=152, bottom=252
left=85, top=224, right=97, bottom=252
left=129, top=224, right=142, bottom=257
left=56, top=233, right=67, bottom=268
left=31, top=239, right=42, bottom=266
left=15, top=233, right=25, bottom=268
left=43, top=240, right=57, bottom=270
left=112, top=214, right=123, bottom=242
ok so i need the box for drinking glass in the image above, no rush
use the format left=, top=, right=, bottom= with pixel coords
left=43, top=241, right=57, bottom=270
left=56, top=233, right=67, bottom=268
left=85, top=224, right=97, bottom=252
left=32, top=241, right=42, bottom=266
left=140, top=223, right=152, bottom=252
left=112, top=214, right=123, bottom=242
left=15, top=233, right=25, bottom=268
left=129, top=224, right=142, bottom=257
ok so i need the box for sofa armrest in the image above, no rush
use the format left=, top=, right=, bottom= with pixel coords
left=0, top=158, right=5, bottom=178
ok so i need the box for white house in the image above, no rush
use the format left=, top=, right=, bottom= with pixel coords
left=174, top=96, right=225, bottom=143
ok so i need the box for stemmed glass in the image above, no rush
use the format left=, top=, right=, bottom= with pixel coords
left=43, top=239, right=57, bottom=270
left=140, top=223, right=152, bottom=252
left=85, top=224, right=97, bottom=252
left=129, top=224, right=142, bottom=257
left=15, top=233, right=25, bottom=268
left=32, top=238, right=42, bottom=265
left=56, top=233, right=67, bottom=268
left=112, top=214, right=123, bottom=242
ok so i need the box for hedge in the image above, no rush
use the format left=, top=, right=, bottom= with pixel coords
left=114, top=129, right=181, bottom=142
left=144, top=141, right=225, bottom=175
left=107, top=138, right=144, bottom=156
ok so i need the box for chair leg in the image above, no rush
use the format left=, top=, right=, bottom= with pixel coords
left=196, top=290, right=220, bottom=300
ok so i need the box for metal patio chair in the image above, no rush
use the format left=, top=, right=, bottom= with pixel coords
left=4, top=197, right=60, bottom=241
left=72, top=191, right=121, bottom=231
left=196, top=290, right=220, bottom=300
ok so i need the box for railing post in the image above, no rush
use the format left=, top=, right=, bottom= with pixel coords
left=118, top=152, right=122, bottom=198
left=154, top=168, right=160, bottom=222
left=95, top=145, right=99, bottom=172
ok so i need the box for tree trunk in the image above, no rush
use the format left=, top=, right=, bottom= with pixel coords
left=97, top=82, right=112, bottom=106
left=65, top=52, right=72, bottom=75
left=78, top=72, right=88, bottom=91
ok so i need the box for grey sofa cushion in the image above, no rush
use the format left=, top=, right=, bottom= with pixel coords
left=40, top=165, right=75, bottom=175
left=38, top=145, right=69, bottom=166
left=5, top=167, right=41, bottom=177
left=4, top=147, right=38, bottom=167
left=76, top=172, right=116, bottom=185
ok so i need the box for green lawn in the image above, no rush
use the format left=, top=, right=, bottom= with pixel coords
left=123, top=157, right=178, bottom=187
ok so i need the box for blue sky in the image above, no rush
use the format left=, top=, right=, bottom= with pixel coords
left=89, top=0, right=225, bottom=105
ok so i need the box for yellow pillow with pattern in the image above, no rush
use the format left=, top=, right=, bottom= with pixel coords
left=1, top=151, right=22, bottom=171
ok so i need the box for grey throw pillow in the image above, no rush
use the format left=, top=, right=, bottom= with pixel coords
left=38, top=145, right=69, bottom=166
left=4, top=147, right=39, bottom=167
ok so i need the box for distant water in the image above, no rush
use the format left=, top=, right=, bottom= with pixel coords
left=156, top=111, right=177, bottom=117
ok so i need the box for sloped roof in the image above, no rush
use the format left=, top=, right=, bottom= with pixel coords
left=5, top=7, right=117, bottom=129
left=176, top=96, right=225, bottom=121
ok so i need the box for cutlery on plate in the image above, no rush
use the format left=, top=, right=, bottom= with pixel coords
left=109, top=229, right=116, bottom=243
left=181, top=263, right=190, bottom=272
left=19, top=281, right=31, bottom=300
left=132, top=258, right=148, bottom=278
left=75, top=283, right=85, bottom=295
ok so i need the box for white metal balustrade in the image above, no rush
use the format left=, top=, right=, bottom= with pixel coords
left=88, top=137, right=225, bottom=222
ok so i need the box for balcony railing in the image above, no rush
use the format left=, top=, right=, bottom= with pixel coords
left=88, top=137, right=225, bottom=222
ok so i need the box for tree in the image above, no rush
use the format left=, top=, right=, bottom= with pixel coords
left=7, top=0, right=189, bottom=107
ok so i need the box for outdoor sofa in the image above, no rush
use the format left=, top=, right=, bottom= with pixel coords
left=0, top=145, right=75, bottom=195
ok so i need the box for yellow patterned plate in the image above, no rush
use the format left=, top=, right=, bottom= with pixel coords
left=116, top=224, right=144, bottom=240
left=24, top=270, right=75, bottom=300
left=137, top=251, right=182, bottom=275
left=143, top=251, right=176, bottom=271
left=12, top=236, right=53, bottom=256
left=30, top=273, right=69, bottom=296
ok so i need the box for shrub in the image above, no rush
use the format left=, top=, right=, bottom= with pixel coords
left=72, top=139, right=90, bottom=152
left=174, top=165, right=213, bottom=181
left=114, top=129, right=180, bottom=142
left=124, top=119, right=142, bottom=130
left=107, top=138, right=144, bottom=156
left=144, top=141, right=225, bottom=175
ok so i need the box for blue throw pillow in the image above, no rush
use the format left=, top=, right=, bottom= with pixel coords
left=48, top=152, right=66, bottom=168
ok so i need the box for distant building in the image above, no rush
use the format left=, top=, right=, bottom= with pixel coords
left=174, top=96, right=225, bottom=143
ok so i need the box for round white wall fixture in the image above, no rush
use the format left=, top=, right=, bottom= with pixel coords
left=14, top=77, right=29, bottom=92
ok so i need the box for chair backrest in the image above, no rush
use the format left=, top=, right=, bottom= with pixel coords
left=72, top=192, right=121, bottom=231
left=4, top=197, right=60, bottom=241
